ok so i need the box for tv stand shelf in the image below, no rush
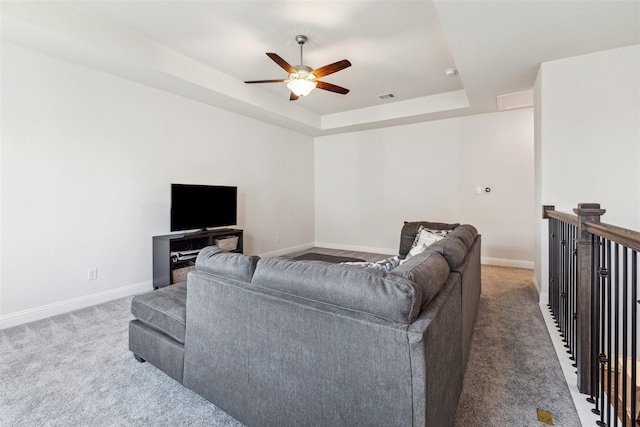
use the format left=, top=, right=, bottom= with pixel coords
left=152, top=228, right=243, bottom=289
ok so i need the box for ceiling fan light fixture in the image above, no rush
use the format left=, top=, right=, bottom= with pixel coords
left=287, top=73, right=317, bottom=97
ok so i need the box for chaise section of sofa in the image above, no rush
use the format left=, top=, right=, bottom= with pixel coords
left=128, top=281, right=187, bottom=383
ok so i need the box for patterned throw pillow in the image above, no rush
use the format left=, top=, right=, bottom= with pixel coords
left=410, top=226, right=448, bottom=249
left=402, top=226, right=452, bottom=262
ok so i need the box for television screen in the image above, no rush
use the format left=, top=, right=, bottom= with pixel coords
left=170, top=184, right=237, bottom=232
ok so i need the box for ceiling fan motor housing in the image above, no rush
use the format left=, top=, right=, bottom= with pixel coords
left=291, top=65, right=315, bottom=80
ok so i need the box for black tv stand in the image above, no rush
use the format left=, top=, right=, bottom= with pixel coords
left=152, top=228, right=243, bottom=288
left=186, top=227, right=233, bottom=235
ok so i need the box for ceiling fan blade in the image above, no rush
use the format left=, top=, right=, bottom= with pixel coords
left=266, top=53, right=296, bottom=74
left=244, top=79, right=286, bottom=84
left=316, top=81, right=350, bottom=95
left=312, top=60, right=352, bottom=78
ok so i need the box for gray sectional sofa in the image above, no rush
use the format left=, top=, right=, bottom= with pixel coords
left=129, top=222, right=481, bottom=427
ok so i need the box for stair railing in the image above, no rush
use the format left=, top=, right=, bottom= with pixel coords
left=544, top=203, right=640, bottom=427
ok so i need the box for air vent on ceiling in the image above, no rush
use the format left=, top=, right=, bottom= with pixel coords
left=378, top=93, right=395, bottom=100
left=497, top=90, right=533, bottom=111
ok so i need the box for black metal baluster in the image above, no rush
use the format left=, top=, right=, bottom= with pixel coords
left=556, top=219, right=560, bottom=319
left=561, top=222, right=568, bottom=343
left=596, top=240, right=608, bottom=426
left=614, top=243, right=620, bottom=427
left=549, top=219, right=558, bottom=320
left=589, top=236, right=601, bottom=407
left=559, top=223, right=565, bottom=335
left=570, top=227, right=578, bottom=366
left=631, top=250, right=637, bottom=426
left=568, top=225, right=574, bottom=355
left=608, top=240, right=613, bottom=426
left=621, top=247, right=628, bottom=427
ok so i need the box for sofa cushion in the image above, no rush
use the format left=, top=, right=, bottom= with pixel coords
left=195, top=246, right=260, bottom=283
left=131, top=282, right=187, bottom=344
left=251, top=257, right=422, bottom=324
left=399, top=221, right=460, bottom=256
left=449, top=225, right=478, bottom=249
left=428, top=236, right=467, bottom=269
left=455, top=224, right=478, bottom=236
left=390, top=250, right=450, bottom=308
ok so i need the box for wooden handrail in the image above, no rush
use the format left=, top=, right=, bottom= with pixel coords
left=543, top=205, right=579, bottom=226
left=543, top=205, right=640, bottom=251
left=585, top=221, right=640, bottom=252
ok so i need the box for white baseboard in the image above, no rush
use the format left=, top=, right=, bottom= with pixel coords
left=0, top=280, right=152, bottom=329
left=481, top=257, right=534, bottom=269
left=257, top=242, right=315, bottom=258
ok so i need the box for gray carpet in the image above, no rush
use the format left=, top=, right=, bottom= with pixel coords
left=0, top=298, right=242, bottom=427
left=454, top=266, right=581, bottom=427
left=0, top=263, right=580, bottom=426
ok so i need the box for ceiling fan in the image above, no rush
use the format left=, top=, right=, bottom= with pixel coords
left=244, top=35, right=351, bottom=101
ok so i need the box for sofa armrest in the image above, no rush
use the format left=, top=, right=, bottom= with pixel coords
left=456, top=234, right=482, bottom=369
left=407, top=273, right=463, bottom=427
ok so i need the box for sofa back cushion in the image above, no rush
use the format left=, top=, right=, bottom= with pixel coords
left=390, top=250, right=450, bottom=308
left=449, top=224, right=478, bottom=249
left=428, top=236, right=467, bottom=269
left=399, top=221, right=460, bottom=257
left=251, top=257, right=422, bottom=324
left=195, top=246, right=260, bottom=283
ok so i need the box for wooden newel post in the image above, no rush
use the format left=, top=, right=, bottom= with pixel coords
left=573, top=203, right=605, bottom=394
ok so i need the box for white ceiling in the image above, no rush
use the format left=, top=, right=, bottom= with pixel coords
left=2, top=1, right=638, bottom=136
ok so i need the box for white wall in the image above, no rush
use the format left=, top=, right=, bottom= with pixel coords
left=534, top=45, right=640, bottom=301
left=15, top=41, right=634, bottom=327
left=0, top=42, right=315, bottom=327
left=315, top=108, right=535, bottom=267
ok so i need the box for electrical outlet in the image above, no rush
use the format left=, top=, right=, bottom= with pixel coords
left=87, top=268, right=98, bottom=280
left=275, top=235, right=281, bottom=244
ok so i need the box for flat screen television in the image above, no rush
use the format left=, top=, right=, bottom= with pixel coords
left=170, top=184, right=237, bottom=232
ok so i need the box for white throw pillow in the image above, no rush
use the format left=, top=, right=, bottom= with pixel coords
left=411, top=226, right=445, bottom=249
left=408, top=242, right=429, bottom=257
